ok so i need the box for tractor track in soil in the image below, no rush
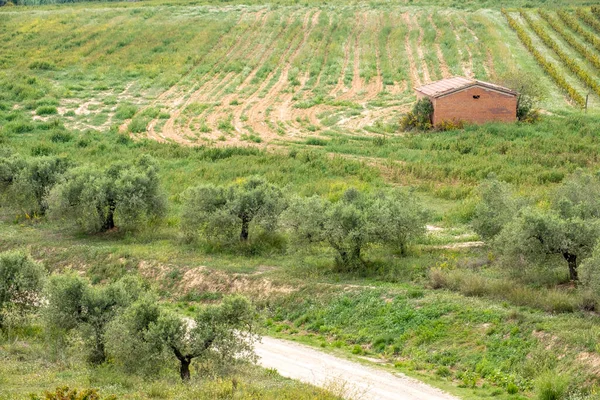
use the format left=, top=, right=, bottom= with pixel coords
left=159, top=10, right=274, bottom=143
left=229, top=11, right=306, bottom=138
left=403, top=12, right=421, bottom=88
left=413, top=13, right=432, bottom=84
left=143, top=10, right=267, bottom=143
left=429, top=14, right=451, bottom=79
left=448, top=14, right=474, bottom=78
left=243, top=10, right=320, bottom=141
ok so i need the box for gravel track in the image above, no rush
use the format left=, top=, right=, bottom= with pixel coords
left=256, top=336, right=460, bottom=400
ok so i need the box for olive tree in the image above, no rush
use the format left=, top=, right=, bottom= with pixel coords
left=0, top=251, right=45, bottom=328
left=48, top=155, right=166, bottom=233
left=106, top=295, right=259, bottom=381
left=182, top=176, right=285, bottom=244
left=0, top=153, right=69, bottom=217
left=488, top=171, right=600, bottom=282
left=0, top=152, right=26, bottom=190
left=580, top=244, right=600, bottom=294
left=472, top=176, right=521, bottom=240
left=283, top=188, right=427, bottom=270
left=44, top=274, right=145, bottom=364
left=105, top=294, right=164, bottom=376
left=495, top=208, right=600, bottom=282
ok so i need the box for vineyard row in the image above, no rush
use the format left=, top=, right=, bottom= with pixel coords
left=575, top=8, right=600, bottom=35
left=520, top=10, right=600, bottom=100
left=501, top=9, right=585, bottom=107
left=538, top=10, right=600, bottom=72
left=557, top=10, right=600, bottom=55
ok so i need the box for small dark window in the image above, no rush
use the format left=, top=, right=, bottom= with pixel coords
left=473, top=95, right=481, bottom=99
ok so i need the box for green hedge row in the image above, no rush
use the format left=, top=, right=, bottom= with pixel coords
left=557, top=10, right=600, bottom=54
left=521, top=10, right=600, bottom=99
left=538, top=10, right=600, bottom=72
left=502, top=10, right=585, bottom=107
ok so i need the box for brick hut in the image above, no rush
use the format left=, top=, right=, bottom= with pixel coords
left=415, top=77, right=518, bottom=126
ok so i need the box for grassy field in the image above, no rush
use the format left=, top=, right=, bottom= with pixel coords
left=3, top=0, right=600, bottom=399
left=1, top=2, right=589, bottom=147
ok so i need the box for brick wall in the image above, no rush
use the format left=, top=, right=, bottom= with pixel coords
left=431, top=86, right=517, bottom=126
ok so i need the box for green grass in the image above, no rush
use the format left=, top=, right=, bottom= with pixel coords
left=2, top=1, right=600, bottom=399
left=0, top=336, right=342, bottom=400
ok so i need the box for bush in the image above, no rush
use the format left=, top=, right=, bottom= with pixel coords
left=114, top=103, right=138, bottom=120
left=429, top=268, right=583, bottom=313
left=30, top=386, right=116, bottom=400
left=436, top=119, right=465, bottom=131
left=128, top=117, right=149, bottom=133
left=3, top=120, right=35, bottom=134
left=305, top=137, right=328, bottom=146
left=50, top=131, right=73, bottom=143
left=399, top=98, right=433, bottom=131
left=28, top=61, right=56, bottom=71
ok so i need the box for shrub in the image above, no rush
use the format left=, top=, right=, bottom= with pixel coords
left=305, top=137, right=328, bottom=146
left=50, top=131, right=73, bottom=143
left=128, top=117, right=148, bottom=133
left=399, top=98, right=433, bottom=131
left=30, top=387, right=116, bottom=400
left=114, top=103, right=137, bottom=120
left=4, top=120, right=35, bottom=134
left=436, top=119, right=465, bottom=131
left=28, top=61, right=56, bottom=71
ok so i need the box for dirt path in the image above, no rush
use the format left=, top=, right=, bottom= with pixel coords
left=256, top=336, right=460, bottom=400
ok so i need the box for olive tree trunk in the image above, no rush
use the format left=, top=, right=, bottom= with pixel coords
left=563, top=252, right=578, bottom=282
